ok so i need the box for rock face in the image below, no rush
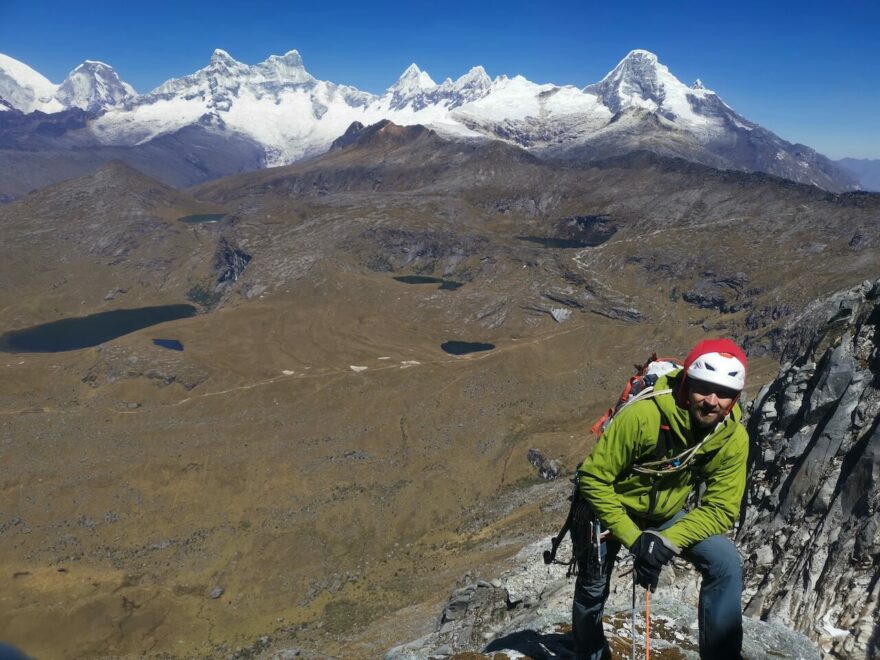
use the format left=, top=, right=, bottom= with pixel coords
left=738, top=278, right=880, bottom=657
left=387, top=535, right=821, bottom=659
left=214, top=237, right=251, bottom=285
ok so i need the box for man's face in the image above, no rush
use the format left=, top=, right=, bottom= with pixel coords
left=687, top=379, right=738, bottom=428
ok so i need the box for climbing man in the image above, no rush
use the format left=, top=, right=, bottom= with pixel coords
left=572, top=338, right=749, bottom=659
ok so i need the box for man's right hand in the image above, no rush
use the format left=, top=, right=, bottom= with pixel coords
left=630, top=531, right=675, bottom=592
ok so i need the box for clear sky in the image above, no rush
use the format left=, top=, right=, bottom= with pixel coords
left=1, top=0, right=878, bottom=159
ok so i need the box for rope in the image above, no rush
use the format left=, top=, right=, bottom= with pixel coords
left=613, top=387, right=672, bottom=416
left=631, top=415, right=734, bottom=476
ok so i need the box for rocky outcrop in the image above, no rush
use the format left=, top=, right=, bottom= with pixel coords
left=738, top=278, right=880, bottom=657
left=527, top=449, right=564, bottom=480
left=361, top=227, right=487, bottom=277
left=519, top=214, right=618, bottom=247
left=387, top=535, right=821, bottom=659
left=679, top=271, right=755, bottom=314
left=214, top=236, right=251, bottom=285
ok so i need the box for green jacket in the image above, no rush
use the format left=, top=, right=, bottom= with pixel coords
left=578, top=369, right=748, bottom=551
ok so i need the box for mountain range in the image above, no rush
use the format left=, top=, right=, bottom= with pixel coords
left=0, top=48, right=865, bottom=199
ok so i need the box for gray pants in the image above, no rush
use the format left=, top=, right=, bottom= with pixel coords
left=571, top=511, right=743, bottom=660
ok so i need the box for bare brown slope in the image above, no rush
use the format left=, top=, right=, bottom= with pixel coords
left=190, top=120, right=543, bottom=203
left=0, top=161, right=232, bottom=324
left=191, top=122, right=880, bottom=353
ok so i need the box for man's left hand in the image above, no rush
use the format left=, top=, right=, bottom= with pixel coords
left=630, top=531, right=676, bottom=592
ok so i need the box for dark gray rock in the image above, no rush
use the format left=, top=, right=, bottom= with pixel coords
left=214, top=237, right=252, bottom=285
left=803, top=336, right=856, bottom=422
left=527, top=449, right=564, bottom=480
left=739, top=278, right=880, bottom=657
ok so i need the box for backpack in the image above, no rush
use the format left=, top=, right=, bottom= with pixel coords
left=589, top=353, right=682, bottom=435
left=542, top=353, right=683, bottom=574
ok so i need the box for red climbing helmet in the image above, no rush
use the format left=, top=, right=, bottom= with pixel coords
left=680, top=338, right=748, bottom=395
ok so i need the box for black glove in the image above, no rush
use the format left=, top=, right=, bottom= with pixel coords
left=630, top=531, right=676, bottom=592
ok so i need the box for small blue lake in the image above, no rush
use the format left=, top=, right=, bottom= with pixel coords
left=441, top=341, right=496, bottom=356
left=0, top=305, right=198, bottom=353
left=153, top=338, right=184, bottom=351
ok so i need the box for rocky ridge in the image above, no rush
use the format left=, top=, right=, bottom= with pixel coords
left=738, top=278, right=880, bottom=657
left=386, top=533, right=820, bottom=659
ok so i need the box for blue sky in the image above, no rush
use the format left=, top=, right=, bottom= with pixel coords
left=1, top=0, right=878, bottom=158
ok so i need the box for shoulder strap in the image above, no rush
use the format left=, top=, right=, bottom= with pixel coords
left=644, top=410, right=673, bottom=514
left=651, top=409, right=672, bottom=462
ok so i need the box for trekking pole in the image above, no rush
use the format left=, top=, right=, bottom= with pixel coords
left=631, top=574, right=636, bottom=660
left=645, top=589, right=652, bottom=660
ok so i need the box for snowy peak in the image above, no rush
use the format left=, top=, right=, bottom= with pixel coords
left=254, top=49, right=313, bottom=85
left=619, top=48, right=660, bottom=67
left=57, top=60, right=136, bottom=111
left=453, top=66, right=491, bottom=91
left=0, top=51, right=63, bottom=113
left=585, top=49, right=671, bottom=114
left=151, top=48, right=315, bottom=103
left=385, top=64, right=495, bottom=111
left=203, top=49, right=249, bottom=76
left=211, top=48, right=237, bottom=64
left=389, top=63, right=437, bottom=94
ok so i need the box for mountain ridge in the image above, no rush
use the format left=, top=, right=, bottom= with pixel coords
left=0, top=48, right=860, bottom=195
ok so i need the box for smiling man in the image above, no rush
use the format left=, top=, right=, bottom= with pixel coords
left=572, top=339, right=749, bottom=660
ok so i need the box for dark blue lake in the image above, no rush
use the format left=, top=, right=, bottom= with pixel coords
left=0, top=305, right=198, bottom=353
left=153, top=338, right=184, bottom=351
left=441, top=341, right=496, bottom=355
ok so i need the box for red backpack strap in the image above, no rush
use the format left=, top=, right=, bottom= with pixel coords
left=590, top=408, right=614, bottom=436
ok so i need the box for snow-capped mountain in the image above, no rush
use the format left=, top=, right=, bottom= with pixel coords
left=0, top=48, right=860, bottom=193
left=56, top=60, right=135, bottom=112
left=0, top=52, right=64, bottom=113
left=91, top=48, right=376, bottom=163
left=0, top=53, right=135, bottom=113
